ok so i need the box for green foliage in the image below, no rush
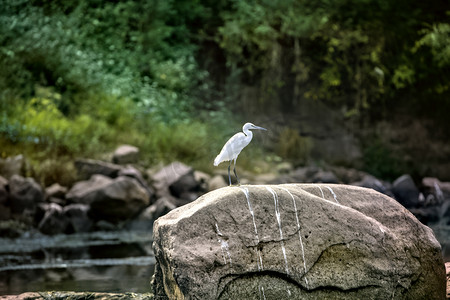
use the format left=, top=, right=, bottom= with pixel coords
left=0, top=0, right=449, bottom=182
left=277, top=127, right=312, bottom=166
left=362, top=139, right=407, bottom=181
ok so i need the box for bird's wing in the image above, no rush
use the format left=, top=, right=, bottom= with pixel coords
left=214, top=132, right=250, bottom=166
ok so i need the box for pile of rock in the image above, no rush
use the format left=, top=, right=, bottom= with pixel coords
left=0, top=144, right=449, bottom=237
left=0, top=145, right=211, bottom=236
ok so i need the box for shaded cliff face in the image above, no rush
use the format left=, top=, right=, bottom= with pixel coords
left=152, top=184, right=445, bottom=300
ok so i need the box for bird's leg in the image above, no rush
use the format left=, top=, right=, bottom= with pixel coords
left=233, top=159, right=240, bottom=185
left=228, top=160, right=232, bottom=186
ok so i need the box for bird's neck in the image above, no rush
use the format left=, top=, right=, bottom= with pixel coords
left=243, top=129, right=253, bottom=139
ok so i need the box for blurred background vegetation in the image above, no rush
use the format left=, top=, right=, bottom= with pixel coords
left=1, top=0, right=449, bottom=185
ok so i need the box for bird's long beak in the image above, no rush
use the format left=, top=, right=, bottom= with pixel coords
left=254, top=125, right=267, bottom=131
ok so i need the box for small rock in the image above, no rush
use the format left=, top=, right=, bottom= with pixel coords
left=312, top=170, right=339, bottom=183
left=112, top=144, right=140, bottom=164
left=422, top=177, right=450, bottom=201
left=64, top=204, right=92, bottom=233
left=74, top=158, right=123, bottom=180
left=45, top=183, right=68, bottom=200
left=147, top=196, right=177, bottom=220
left=0, top=175, right=8, bottom=205
left=208, top=175, right=228, bottom=191
left=352, top=174, right=393, bottom=197
left=38, top=203, right=68, bottom=235
left=152, top=162, right=200, bottom=199
left=392, top=174, right=420, bottom=208
left=9, top=175, right=44, bottom=214
left=194, top=171, right=211, bottom=192
left=118, top=166, right=154, bottom=200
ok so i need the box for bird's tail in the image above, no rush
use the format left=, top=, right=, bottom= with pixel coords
left=213, top=155, right=221, bottom=166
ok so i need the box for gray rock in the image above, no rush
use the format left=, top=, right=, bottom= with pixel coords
left=74, top=158, right=123, bottom=180
left=146, top=196, right=177, bottom=221
left=38, top=203, right=68, bottom=235
left=290, top=166, right=320, bottom=182
left=66, top=175, right=113, bottom=204
left=9, top=175, right=44, bottom=214
left=422, top=177, right=450, bottom=201
left=152, top=184, right=445, bottom=299
left=352, top=174, right=394, bottom=197
left=312, top=170, right=339, bottom=183
left=208, top=175, right=228, bottom=191
left=88, top=176, right=150, bottom=223
left=112, top=144, right=140, bottom=164
left=393, top=174, right=420, bottom=208
left=152, top=162, right=200, bottom=200
left=118, top=166, right=155, bottom=201
left=45, top=183, right=68, bottom=200
left=64, top=204, right=92, bottom=233
left=125, top=203, right=161, bottom=231
left=0, top=175, right=8, bottom=205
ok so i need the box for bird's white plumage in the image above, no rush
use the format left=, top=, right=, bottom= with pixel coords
left=214, top=132, right=251, bottom=166
left=214, top=123, right=266, bottom=167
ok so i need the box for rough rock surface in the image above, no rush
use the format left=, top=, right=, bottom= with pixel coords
left=88, top=176, right=150, bottom=223
left=112, top=144, right=140, bottom=164
left=64, top=203, right=92, bottom=233
left=152, top=162, right=201, bottom=200
left=152, top=184, right=445, bottom=299
left=74, top=158, right=123, bottom=180
left=9, top=175, right=44, bottom=214
left=0, top=175, right=8, bottom=205
left=0, top=292, right=154, bottom=300
left=37, top=203, right=68, bottom=235
left=393, top=174, right=420, bottom=208
left=45, top=183, right=67, bottom=200
left=66, top=175, right=113, bottom=204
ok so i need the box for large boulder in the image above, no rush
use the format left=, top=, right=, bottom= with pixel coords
left=88, top=176, right=150, bottom=223
left=9, top=175, right=44, bottom=215
left=152, top=184, right=445, bottom=299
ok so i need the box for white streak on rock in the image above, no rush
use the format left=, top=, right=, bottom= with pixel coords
left=265, top=186, right=289, bottom=275
left=326, top=186, right=339, bottom=203
left=215, top=223, right=232, bottom=266
left=240, top=187, right=259, bottom=242
left=280, top=187, right=309, bottom=287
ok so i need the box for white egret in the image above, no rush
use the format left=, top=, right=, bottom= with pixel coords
left=214, top=122, right=267, bottom=185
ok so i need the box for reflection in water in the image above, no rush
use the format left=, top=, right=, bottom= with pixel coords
left=0, top=231, right=155, bottom=295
